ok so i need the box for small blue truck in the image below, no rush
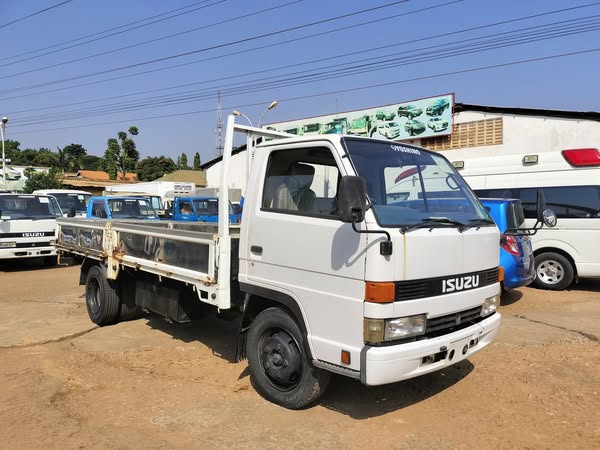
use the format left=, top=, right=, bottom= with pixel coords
left=171, top=196, right=242, bottom=224
left=86, top=196, right=160, bottom=220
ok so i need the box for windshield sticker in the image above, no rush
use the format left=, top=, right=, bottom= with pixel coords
left=138, top=200, right=147, bottom=205
left=391, top=144, right=421, bottom=155
left=38, top=197, right=49, bottom=203
left=77, top=195, right=84, bottom=200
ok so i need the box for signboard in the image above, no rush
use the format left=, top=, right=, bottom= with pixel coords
left=265, top=94, right=454, bottom=141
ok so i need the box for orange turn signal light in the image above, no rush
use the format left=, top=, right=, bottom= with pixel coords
left=341, top=350, right=351, bottom=365
left=365, top=282, right=395, bottom=303
left=498, top=266, right=505, bottom=282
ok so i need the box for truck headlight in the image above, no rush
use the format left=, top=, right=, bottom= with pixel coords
left=49, top=240, right=56, bottom=245
left=364, top=314, right=426, bottom=343
left=0, top=241, right=16, bottom=248
left=481, top=295, right=500, bottom=317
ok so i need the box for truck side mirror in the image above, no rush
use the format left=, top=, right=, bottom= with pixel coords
left=337, top=176, right=367, bottom=223
left=536, top=190, right=557, bottom=228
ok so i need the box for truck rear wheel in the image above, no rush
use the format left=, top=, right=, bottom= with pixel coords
left=85, top=265, right=120, bottom=325
left=246, top=307, right=331, bottom=409
left=533, top=252, right=574, bottom=291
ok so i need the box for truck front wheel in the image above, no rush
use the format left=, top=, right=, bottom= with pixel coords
left=246, top=307, right=331, bottom=409
left=85, top=265, right=120, bottom=325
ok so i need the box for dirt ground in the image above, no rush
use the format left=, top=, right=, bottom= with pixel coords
left=0, top=260, right=598, bottom=449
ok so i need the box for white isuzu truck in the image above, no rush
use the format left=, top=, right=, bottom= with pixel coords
left=54, top=117, right=555, bottom=408
left=0, top=193, right=63, bottom=264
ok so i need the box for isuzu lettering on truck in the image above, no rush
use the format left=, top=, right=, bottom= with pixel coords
left=56, top=117, right=555, bottom=409
left=1, top=193, right=62, bottom=264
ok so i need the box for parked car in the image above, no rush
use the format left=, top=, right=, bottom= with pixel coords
left=397, top=105, right=423, bottom=119
left=404, top=119, right=426, bottom=136
left=426, top=98, right=450, bottom=116
left=377, top=121, right=401, bottom=139
left=428, top=117, right=449, bottom=132
left=375, top=110, right=395, bottom=121
left=480, top=198, right=535, bottom=291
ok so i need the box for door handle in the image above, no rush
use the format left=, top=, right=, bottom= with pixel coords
left=250, top=245, right=263, bottom=255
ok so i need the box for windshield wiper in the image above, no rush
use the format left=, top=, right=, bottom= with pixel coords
left=400, top=217, right=466, bottom=234
left=461, top=218, right=496, bottom=232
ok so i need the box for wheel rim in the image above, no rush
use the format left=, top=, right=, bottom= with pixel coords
left=87, top=279, right=101, bottom=314
left=536, top=259, right=565, bottom=285
left=258, top=329, right=303, bottom=391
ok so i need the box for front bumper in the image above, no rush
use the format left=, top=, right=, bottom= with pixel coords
left=360, top=312, right=501, bottom=386
left=0, top=246, right=56, bottom=260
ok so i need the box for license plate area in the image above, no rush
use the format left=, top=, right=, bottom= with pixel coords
left=447, top=335, right=478, bottom=362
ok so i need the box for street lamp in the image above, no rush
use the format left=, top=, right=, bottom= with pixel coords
left=258, top=100, right=278, bottom=127
left=232, top=110, right=252, bottom=127
left=1, top=117, right=8, bottom=191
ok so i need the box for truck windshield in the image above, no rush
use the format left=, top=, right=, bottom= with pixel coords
left=343, top=138, right=489, bottom=229
left=51, top=193, right=91, bottom=214
left=0, top=195, right=62, bottom=220
left=108, top=199, right=158, bottom=219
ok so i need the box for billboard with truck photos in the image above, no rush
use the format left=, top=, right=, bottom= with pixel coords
left=265, top=94, right=454, bottom=141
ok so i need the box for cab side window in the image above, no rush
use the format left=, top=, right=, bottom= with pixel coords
left=262, top=148, right=340, bottom=217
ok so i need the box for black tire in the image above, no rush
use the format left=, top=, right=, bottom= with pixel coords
left=118, top=275, right=139, bottom=321
left=533, top=252, right=574, bottom=291
left=246, top=307, right=331, bottom=409
left=85, top=265, right=120, bottom=325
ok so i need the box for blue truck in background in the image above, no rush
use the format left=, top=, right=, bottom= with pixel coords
left=86, top=196, right=160, bottom=220
left=171, top=196, right=242, bottom=224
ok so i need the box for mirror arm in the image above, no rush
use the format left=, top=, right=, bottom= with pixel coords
left=351, top=222, right=393, bottom=256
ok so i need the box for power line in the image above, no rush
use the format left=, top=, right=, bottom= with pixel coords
left=1, top=0, right=597, bottom=103
left=11, top=48, right=599, bottom=136
left=0, top=0, right=224, bottom=65
left=9, top=12, right=600, bottom=125
left=0, top=0, right=301, bottom=78
left=0, top=0, right=73, bottom=30
left=0, top=0, right=412, bottom=90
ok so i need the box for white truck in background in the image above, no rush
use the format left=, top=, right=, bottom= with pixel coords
left=0, top=193, right=63, bottom=265
left=55, top=117, right=556, bottom=409
left=104, top=181, right=196, bottom=214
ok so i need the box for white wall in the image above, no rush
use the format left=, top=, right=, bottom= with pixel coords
left=441, top=111, right=600, bottom=161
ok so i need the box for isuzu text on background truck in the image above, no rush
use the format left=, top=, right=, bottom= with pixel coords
left=56, top=117, right=555, bottom=409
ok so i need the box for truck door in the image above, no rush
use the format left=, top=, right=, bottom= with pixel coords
left=242, top=145, right=367, bottom=365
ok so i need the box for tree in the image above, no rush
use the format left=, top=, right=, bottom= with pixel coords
left=22, top=168, right=63, bottom=193
left=180, top=152, right=189, bottom=169
left=54, top=146, right=69, bottom=173
left=62, top=143, right=87, bottom=171
left=101, top=126, right=140, bottom=180
left=80, top=154, right=103, bottom=170
left=193, top=152, right=201, bottom=170
left=135, top=156, right=177, bottom=181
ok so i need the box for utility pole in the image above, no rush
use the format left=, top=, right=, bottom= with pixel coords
left=215, top=91, right=223, bottom=157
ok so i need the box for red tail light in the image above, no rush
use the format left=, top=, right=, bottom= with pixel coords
left=561, top=148, right=600, bottom=167
left=501, top=234, right=520, bottom=256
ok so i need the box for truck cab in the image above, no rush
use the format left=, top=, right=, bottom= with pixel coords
left=86, top=196, right=159, bottom=220
left=0, top=193, right=62, bottom=264
left=171, top=196, right=241, bottom=224
left=33, top=189, right=92, bottom=217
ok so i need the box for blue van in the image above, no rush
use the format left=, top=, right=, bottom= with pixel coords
left=171, top=196, right=242, bottom=224
left=86, top=196, right=160, bottom=220
left=480, top=198, right=535, bottom=291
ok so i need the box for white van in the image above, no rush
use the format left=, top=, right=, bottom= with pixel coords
left=453, top=148, right=600, bottom=290
left=33, top=189, right=92, bottom=217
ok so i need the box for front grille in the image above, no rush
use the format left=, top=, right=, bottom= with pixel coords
left=15, top=241, right=53, bottom=248
left=425, top=306, right=484, bottom=338
left=395, top=267, right=499, bottom=301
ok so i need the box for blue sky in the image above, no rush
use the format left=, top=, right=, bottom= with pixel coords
left=1, top=0, right=599, bottom=165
